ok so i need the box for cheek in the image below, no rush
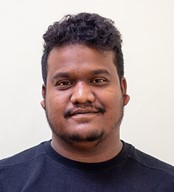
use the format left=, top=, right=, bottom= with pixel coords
left=48, top=89, right=69, bottom=103
left=102, top=90, right=123, bottom=118
left=46, top=93, right=67, bottom=114
left=101, top=89, right=123, bottom=107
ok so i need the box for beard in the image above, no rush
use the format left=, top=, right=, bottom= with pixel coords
left=44, top=102, right=124, bottom=145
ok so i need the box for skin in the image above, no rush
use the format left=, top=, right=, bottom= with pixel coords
left=41, top=44, right=130, bottom=163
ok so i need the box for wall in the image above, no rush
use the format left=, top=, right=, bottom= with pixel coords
left=0, top=0, right=174, bottom=164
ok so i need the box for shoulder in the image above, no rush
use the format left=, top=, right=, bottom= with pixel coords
left=0, top=142, right=47, bottom=169
left=125, top=142, right=174, bottom=176
left=0, top=141, right=51, bottom=191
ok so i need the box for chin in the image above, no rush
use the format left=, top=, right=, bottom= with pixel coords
left=59, top=130, right=104, bottom=145
left=69, top=140, right=101, bottom=150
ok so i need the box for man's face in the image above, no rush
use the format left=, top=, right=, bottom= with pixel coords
left=41, top=44, right=129, bottom=147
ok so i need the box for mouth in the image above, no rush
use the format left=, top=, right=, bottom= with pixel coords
left=68, top=111, right=101, bottom=122
left=72, top=110, right=99, bottom=115
left=64, top=107, right=105, bottom=118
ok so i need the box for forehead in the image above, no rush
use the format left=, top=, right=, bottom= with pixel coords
left=47, top=44, right=117, bottom=76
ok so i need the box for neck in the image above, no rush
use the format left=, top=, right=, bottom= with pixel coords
left=51, top=133, right=122, bottom=163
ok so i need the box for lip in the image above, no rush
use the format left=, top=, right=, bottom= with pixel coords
left=64, top=106, right=105, bottom=119
left=70, top=109, right=99, bottom=116
left=69, top=110, right=100, bottom=122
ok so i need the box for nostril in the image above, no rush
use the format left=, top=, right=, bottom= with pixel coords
left=70, top=82, right=95, bottom=104
left=70, top=91, right=95, bottom=104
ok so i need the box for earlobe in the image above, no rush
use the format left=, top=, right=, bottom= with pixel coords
left=41, top=100, right=46, bottom=110
left=41, top=84, right=46, bottom=110
left=123, top=94, right=130, bottom=106
left=121, top=78, right=130, bottom=106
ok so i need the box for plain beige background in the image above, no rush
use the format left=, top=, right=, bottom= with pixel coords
left=0, top=0, right=174, bottom=165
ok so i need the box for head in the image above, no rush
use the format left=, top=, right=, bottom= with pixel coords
left=41, top=12, right=124, bottom=85
left=41, top=13, right=129, bottom=150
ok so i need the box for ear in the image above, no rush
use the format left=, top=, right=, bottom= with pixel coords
left=40, top=84, right=46, bottom=110
left=120, top=78, right=130, bottom=106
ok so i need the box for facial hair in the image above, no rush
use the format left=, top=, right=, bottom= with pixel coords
left=44, top=100, right=124, bottom=145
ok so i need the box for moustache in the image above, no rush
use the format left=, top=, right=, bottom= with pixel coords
left=64, top=106, right=105, bottom=118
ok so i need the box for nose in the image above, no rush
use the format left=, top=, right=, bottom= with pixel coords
left=70, top=81, right=95, bottom=104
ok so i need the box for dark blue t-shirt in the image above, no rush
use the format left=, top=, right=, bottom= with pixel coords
left=0, top=141, right=174, bottom=191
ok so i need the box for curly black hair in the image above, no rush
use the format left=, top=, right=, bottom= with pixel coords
left=41, top=12, right=124, bottom=84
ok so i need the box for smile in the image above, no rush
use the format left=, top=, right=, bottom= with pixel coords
left=70, top=110, right=100, bottom=116
left=64, top=107, right=105, bottom=119
left=69, top=111, right=100, bottom=122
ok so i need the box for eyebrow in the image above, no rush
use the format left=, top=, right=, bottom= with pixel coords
left=52, top=72, right=70, bottom=81
left=90, top=69, right=110, bottom=76
left=52, top=69, right=111, bottom=81
left=52, top=72, right=70, bottom=80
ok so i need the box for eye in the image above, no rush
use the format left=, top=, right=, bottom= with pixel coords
left=56, top=80, right=73, bottom=89
left=90, top=78, right=107, bottom=85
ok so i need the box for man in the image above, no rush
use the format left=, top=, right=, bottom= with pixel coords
left=0, top=12, right=173, bottom=191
